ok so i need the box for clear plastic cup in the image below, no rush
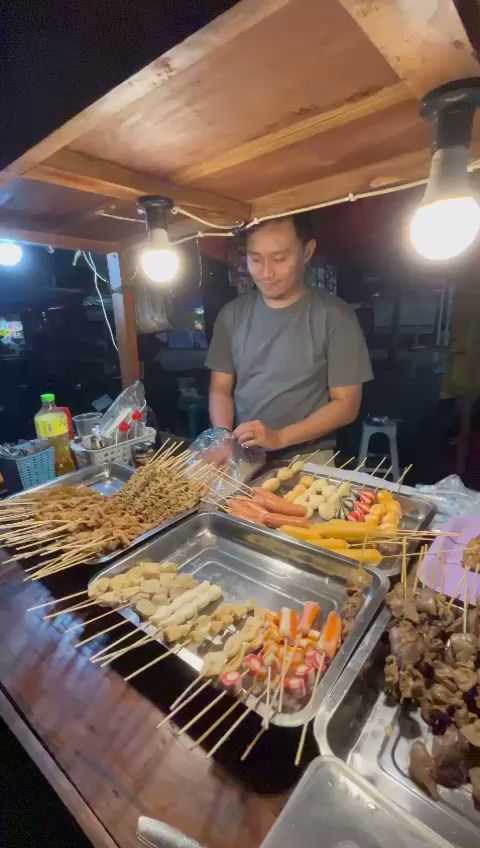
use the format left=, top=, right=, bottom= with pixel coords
left=73, top=413, right=102, bottom=437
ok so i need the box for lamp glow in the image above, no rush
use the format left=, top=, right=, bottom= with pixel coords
left=0, top=242, right=23, bottom=267
left=410, top=196, right=480, bottom=260
left=140, top=246, right=180, bottom=283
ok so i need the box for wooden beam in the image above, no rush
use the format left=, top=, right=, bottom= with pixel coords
left=0, top=0, right=292, bottom=186
left=107, top=252, right=141, bottom=388
left=27, top=150, right=250, bottom=225
left=338, top=0, right=480, bottom=99
left=173, top=82, right=411, bottom=184
left=252, top=141, right=480, bottom=219
left=0, top=221, right=117, bottom=253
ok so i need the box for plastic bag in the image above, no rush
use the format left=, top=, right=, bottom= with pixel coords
left=188, top=427, right=265, bottom=498
left=97, top=380, right=146, bottom=441
left=415, top=474, right=480, bottom=528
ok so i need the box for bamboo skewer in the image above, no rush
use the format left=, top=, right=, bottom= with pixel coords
left=205, top=687, right=268, bottom=759
left=397, top=464, right=413, bottom=489
left=294, top=665, right=323, bottom=767
left=170, top=675, right=204, bottom=711
left=157, top=679, right=211, bottom=729
left=370, top=456, right=387, bottom=476
left=27, top=589, right=88, bottom=612
left=123, top=641, right=187, bottom=682
left=65, top=604, right=129, bottom=633
left=338, top=456, right=355, bottom=470
left=75, top=619, right=129, bottom=648
left=90, top=626, right=138, bottom=661
left=175, top=691, right=227, bottom=737
left=43, top=598, right=98, bottom=620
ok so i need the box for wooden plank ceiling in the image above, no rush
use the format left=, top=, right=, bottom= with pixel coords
left=0, top=0, right=478, bottom=252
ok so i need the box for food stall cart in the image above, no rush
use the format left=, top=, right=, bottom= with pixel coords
left=1, top=2, right=480, bottom=847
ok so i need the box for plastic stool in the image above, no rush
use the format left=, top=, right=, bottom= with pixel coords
left=357, top=417, right=400, bottom=480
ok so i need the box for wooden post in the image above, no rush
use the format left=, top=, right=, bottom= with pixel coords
left=107, top=251, right=140, bottom=388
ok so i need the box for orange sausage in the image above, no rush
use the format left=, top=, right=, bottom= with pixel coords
left=228, top=497, right=269, bottom=522
left=263, top=512, right=310, bottom=529
left=253, top=488, right=307, bottom=517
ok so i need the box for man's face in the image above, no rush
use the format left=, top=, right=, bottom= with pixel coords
left=246, top=218, right=315, bottom=301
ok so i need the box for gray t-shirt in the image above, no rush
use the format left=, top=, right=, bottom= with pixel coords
left=206, top=288, right=373, bottom=432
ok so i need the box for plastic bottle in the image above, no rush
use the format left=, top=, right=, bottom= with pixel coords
left=131, top=409, right=144, bottom=439
left=34, top=393, right=75, bottom=476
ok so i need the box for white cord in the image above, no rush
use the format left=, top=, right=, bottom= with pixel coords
left=81, top=251, right=119, bottom=352
left=172, top=205, right=244, bottom=230
left=172, top=231, right=236, bottom=245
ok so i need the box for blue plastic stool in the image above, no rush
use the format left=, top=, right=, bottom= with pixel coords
left=357, top=417, right=400, bottom=480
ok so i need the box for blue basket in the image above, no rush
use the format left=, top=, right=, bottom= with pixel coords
left=13, top=447, right=56, bottom=491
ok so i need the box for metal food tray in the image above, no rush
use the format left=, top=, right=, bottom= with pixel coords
left=253, top=466, right=436, bottom=578
left=6, top=463, right=197, bottom=564
left=315, top=608, right=480, bottom=848
left=260, top=755, right=453, bottom=848
left=91, top=511, right=388, bottom=727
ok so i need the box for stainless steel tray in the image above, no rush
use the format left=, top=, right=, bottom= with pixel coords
left=253, top=466, right=436, bottom=578
left=261, top=755, right=453, bottom=848
left=92, top=511, right=388, bottom=727
left=7, top=462, right=197, bottom=564
left=315, top=609, right=480, bottom=848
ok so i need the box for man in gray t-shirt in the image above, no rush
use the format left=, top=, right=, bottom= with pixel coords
left=206, top=215, right=372, bottom=455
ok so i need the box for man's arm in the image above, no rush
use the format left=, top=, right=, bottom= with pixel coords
left=233, top=385, right=362, bottom=450
left=209, top=371, right=235, bottom=431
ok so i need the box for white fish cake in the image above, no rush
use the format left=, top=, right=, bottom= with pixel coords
left=135, top=598, right=157, bottom=619
left=141, top=578, right=167, bottom=594
left=151, top=591, right=169, bottom=605
left=88, top=577, right=110, bottom=597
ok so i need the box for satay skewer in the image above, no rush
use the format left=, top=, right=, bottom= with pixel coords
left=43, top=598, right=98, bottom=620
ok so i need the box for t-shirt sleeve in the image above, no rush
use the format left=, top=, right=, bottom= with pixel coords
left=327, top=300, right=373, bottom=388
left=205, top=307, right=235, bottom=375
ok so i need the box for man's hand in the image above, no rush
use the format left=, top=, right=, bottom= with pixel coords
left=233, top=420, right=285, bottom=451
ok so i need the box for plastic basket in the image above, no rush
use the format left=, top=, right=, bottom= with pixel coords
left=0, top=446, right=56, bottom=494
left=71, top=427, right=156, bottom=467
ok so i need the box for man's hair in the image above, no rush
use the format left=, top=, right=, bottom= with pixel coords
left=244, top=212, right=313, bottom=245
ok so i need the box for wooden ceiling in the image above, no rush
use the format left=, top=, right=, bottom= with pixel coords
left=1, top=0, right=479, bottom=253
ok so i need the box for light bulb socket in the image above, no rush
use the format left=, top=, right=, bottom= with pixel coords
left=137, top=195, right=173, bottom=235
left=421, top=78, right=480, bottom=151
left=422, top=146, right=473, bottom=204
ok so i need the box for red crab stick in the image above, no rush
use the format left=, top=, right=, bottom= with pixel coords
left=316, top=611, right=342, bottom=659
left=279, top=607, right=298, bottom=641
left=298, top=602, right=321, bottom=635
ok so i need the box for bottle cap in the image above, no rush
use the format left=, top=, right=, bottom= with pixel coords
left=132, top=409, right=143, bottom=421
left=40, top=392, right=55, bottom=404
left=118, top=421, right=130, bottom=432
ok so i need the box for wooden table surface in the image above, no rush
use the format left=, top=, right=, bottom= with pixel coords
left=0, top=554, right=296, bottom=848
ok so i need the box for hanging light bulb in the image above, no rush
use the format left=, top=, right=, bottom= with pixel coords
left=137, top=196, right=180, bottom=283
left=410, top=79, right=480, bottom=261
left=0, top=241, right=23, bottom=267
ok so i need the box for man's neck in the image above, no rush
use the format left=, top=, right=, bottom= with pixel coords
left=261, top=283, right=307, bottom=309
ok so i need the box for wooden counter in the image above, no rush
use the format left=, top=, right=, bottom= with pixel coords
left=0, top=555, right=291, bottom=848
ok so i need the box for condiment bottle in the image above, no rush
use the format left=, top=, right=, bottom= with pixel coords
left=34, top=393, right=75, bottom=476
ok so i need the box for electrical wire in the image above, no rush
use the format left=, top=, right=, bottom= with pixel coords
left=173, top=157, right=480, bottom=237
left=81, top=250, right=119, bottom=352
left=172, top=205, right=244, bottom=230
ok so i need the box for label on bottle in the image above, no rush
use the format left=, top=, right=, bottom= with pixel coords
left=36, top=412, right=68, bottom=438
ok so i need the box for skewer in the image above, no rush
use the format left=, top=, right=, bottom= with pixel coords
left=90, top=626, right=139, bottom=661
left=43, top=598, right=98, bottom=620
left=401, top=537, right=408, bottom=600
left=412, top=545, right=427, bottom=595
left=447, top=571, right=469, bottom=609
left=123, top=641, right=189, bottom=682
left=463, top=565, right=471, bottom=634
left=369, top=456, right=387, bottom=476
left=264, top=667, right=272, bottom=730
left=338, top=456, right=355, bottom=470
left=170, top=675, right=204, bottom=710
left=157, top=679, right=212, bottom=728
left=382, top=464, right=393, bottom=480
left=205, top=687, right=267, bottom=758
left=324, top=450, right=340, bottom=467
left=175, top=691, right=227, bottom=737
left=27, top=589, right=88, bottom=612
left=396, top=464, right=413, bottom=490
left=74, top=619, right=129, bottom=648
left=64, top=603, right=129, bottom=633
left=353, top=457, right=367, bottom=472
left=294, top=665, right=322, bottom=767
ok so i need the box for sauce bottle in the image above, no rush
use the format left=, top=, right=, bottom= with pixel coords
left=34, top=393, right=75, bottom=475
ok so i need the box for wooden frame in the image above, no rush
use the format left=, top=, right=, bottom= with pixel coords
left=0, top=0, right=478, bottom=388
